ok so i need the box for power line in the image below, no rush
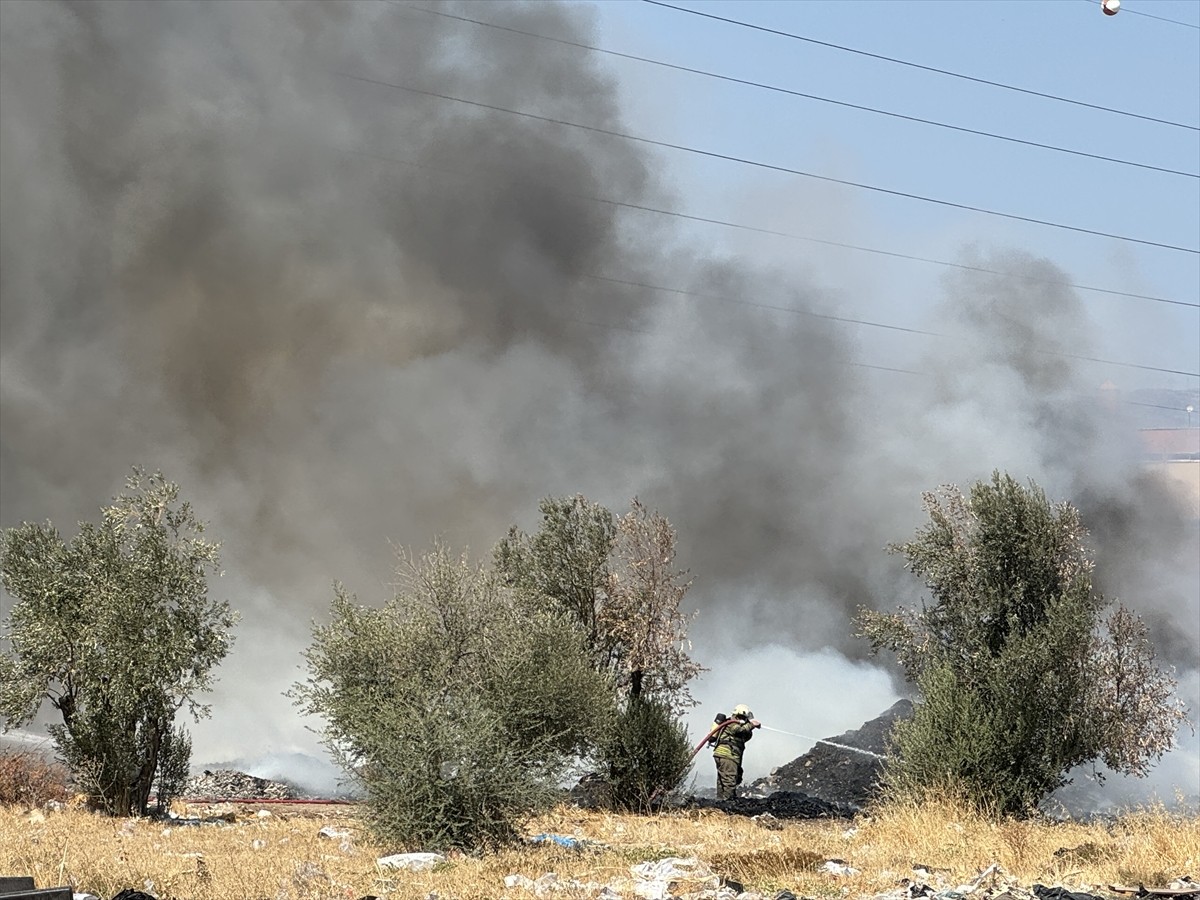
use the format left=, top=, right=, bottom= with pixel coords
left=339, top=72, right=1200, bottom=255
left=643, top=0, right=1200, bottom=132
left=584, top=271, right=1200, bottom=378
left=1077, top=0, right=1200, bottom=28
left=342, top=145, right=1199, bottom=309
left=395, top=2, right=1196, bottom=180
left=338, top=143, right=1198, bottom=375
left=588, top=272, right=937, bottom=337
left=340, top=146, right=1196, bottom=377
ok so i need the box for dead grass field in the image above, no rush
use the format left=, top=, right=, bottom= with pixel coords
left=0, top=797, right=1196, bottom=900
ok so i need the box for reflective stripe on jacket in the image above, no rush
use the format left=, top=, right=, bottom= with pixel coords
left=712, top=718, right=754, bottom=763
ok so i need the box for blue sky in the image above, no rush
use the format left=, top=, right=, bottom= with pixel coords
left=581, top=0, right=1199, bottom=388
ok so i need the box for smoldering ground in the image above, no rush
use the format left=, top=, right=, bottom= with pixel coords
left=1, top=0, right=1196, bottom=801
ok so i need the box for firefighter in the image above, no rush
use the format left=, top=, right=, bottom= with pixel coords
left=712, top=704, right=760, bottom=800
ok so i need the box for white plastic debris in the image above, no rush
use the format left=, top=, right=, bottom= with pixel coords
left=629, top=857, right=715, bottom=900
left=823, top=859, right=860, bottom=876
left=504, top=874, right=535, bottom=890
left=72, top=894, right=101, bottom=900
left=630, top=857, right=711, bottom=881
left=377, top=851, right=445, bottom=871
left=317, top=825, right=350, bottom=839
left=256, top=809, right=272, bottom=818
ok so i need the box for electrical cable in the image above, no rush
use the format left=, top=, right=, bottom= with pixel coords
left=1076, top=0, right=1200, bottom=29
left=584, top=271, right=1200, bottom=378
left=341, top=143, right=1199, bottom=309
left=642, top=0, right=1200, bottom=132
left=338, top=72, right=1200, bottom=255
left=394, top=2, right=1196, bottom=180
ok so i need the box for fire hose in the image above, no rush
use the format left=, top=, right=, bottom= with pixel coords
left=648, top=716, right=738, bottom=804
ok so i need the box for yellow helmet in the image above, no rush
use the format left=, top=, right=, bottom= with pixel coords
left=732, top=704, right=752, bottom=719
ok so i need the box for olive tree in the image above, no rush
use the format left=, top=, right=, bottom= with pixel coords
left=494, top=496, right=702, bottom=808
left=294, top=543, right=614, bottom=850
left=495, top=495, right=703, bottom=711
left=858, top=472, right=1188, bottom=815
left=0, top=469, right=236, bottom=816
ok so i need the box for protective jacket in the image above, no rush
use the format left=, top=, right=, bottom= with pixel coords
left=711, top=717, right=755, bottom=764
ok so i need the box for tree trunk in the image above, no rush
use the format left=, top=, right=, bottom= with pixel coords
left=133, top=717, right=164, bottom=817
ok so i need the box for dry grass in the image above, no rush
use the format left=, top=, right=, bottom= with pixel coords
left=0, top=797, right=1196, bottom=899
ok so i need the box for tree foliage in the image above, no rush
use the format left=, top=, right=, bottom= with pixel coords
left=0, top=469, right=236, bottom=816
left=294, top=543, right=615, bottom=850
left=858, top=472, right=1188, bottom=815
left=596, top=694, right=693, bottom=812
left=495, top=495, right=703, bottom=712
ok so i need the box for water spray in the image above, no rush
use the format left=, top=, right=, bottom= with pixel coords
left=760, top=724, right=887, bottom=760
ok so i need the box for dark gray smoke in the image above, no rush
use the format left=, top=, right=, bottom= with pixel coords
left=2, top=0, right=1195, bottom=798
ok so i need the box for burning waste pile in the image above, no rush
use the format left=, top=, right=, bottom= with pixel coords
left=746, top=700, right=913, bottom=810
left=181, top=768, right=297, bottom=801
left=676, top=702, right=912, bottom=819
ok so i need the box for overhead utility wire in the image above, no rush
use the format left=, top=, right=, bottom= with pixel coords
left=1077, top=0, right=1200, bottom=28
left=339, top=73, right=1200, bottom=255
left=339, top=147, right=1196, bottom=374
left=589, top=273, right=937, bottom=337
left=643, top=0, right=1200, bottom=132
left=342, top=145, right=1199, bottom=309
left=560, top=311, right=1196, bottom=381
left=587, top=272, right=1200, bottom=378
left=397, top=3, right=1196, bottom=180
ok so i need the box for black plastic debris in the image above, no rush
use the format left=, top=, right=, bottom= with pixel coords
left=1032, top=885, right=1110, bottom=900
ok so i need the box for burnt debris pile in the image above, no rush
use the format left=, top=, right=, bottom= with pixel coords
left=183, top=769, right=297, bottom=801
left=748, top=700, right=913, bottom=812
left=688, top=790, right=854, bottom=819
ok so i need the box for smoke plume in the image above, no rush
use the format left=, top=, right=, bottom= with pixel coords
left=1, top=0, right=1195, bottom=799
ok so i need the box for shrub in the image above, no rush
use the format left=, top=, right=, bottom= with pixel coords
left=597, top=695, right=692, bottom=811
left=0, top=749, right=70, bottom=808
left=294, top=544, right=614, bottom=850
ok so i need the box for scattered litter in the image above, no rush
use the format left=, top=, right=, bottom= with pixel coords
left=752, top=812, right=783, bottom=830
left=1109, top=883, right=1200, bottom=899
left=824, top=858, right=860, bottom=877
left=502, top=871, right=605, bottom=895
left=529, top=833, right=581, bottom=849
left=377, top=851, right=445, bottom=871
left=629, top=857, right=719, bottom=900
left=317, top=825, right=350, bottom=840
